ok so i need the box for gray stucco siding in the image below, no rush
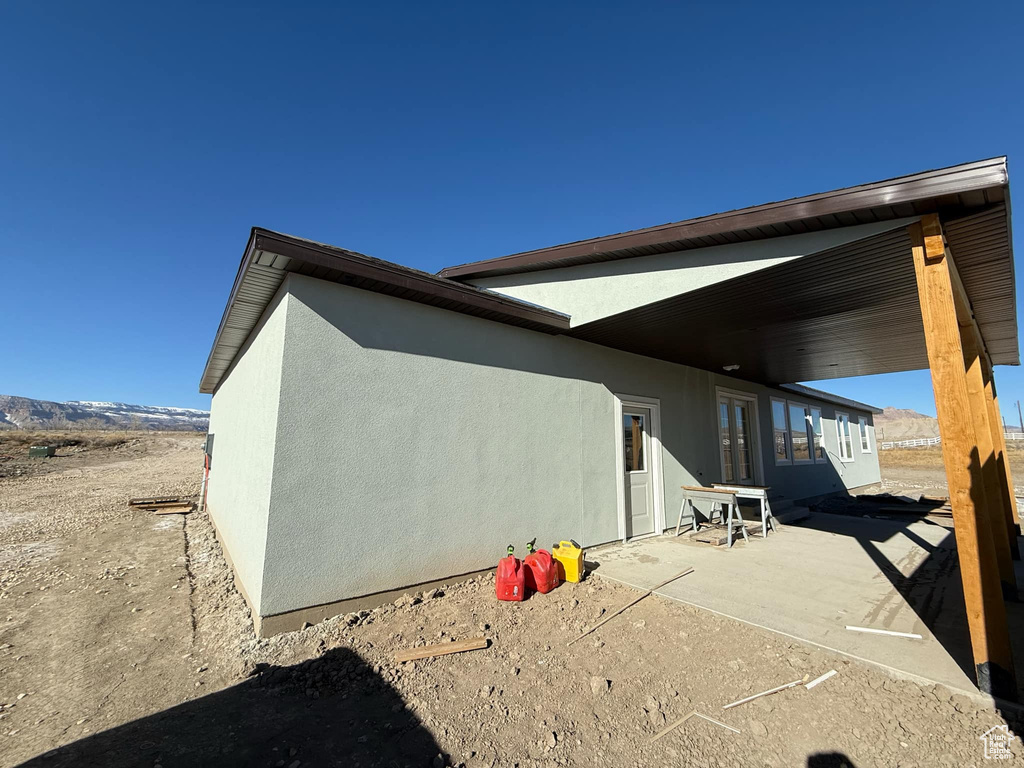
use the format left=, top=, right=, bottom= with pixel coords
left=261, top=275, right=709, bottom=615
left=206, top=290, right=289, bottom=614
left=251, top=274, right=880, bottom=617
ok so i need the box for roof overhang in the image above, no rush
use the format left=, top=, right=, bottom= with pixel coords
left=565, top=208, right=1018, bottom=384
left=201, top=158, right=1016, bottom=396
left=439, top=157, right=1011, bottom=281
left=199, top=229, right=570, bottom=394
left=778, top=384, right=882, bottom=415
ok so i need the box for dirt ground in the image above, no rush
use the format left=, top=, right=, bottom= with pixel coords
left=2, top=434, right=1022, bottom=767
left=877, top=443, right=1024, bottom=499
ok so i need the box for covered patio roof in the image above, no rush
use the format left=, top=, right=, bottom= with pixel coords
left=441, top=157, right=1017, bottom=385
left=567, top=207, right=1016, bottom=384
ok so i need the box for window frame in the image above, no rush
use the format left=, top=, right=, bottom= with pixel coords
left=810, top=407, right=825, bottom=463
left=770, top=397, right=791, bottom=465
left=786, top=400, right=815, bottom=465
left=715, top=387, right=764, bottom=485
left=859, top=416, right=871, bottom=454
left=623, top=412, right=647, bottom=473
left=836, top=411, right=854, bottom=462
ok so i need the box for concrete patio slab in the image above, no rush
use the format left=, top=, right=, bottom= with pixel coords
left=589, top=512, right=984, bottom=693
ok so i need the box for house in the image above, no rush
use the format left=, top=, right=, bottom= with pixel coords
left=199, top=158, right=1019, bottom=687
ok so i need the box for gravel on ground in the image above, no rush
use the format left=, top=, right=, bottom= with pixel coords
left=1, top=434, right=1021, bottom=767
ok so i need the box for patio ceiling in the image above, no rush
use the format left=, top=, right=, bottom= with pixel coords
left=567, top=208, right=1017, bottom=384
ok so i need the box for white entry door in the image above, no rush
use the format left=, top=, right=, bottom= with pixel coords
left=623, top=406, right=655, bottom=537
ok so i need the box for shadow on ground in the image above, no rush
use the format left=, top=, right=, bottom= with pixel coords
left=20, top=647, right=444, bottom=768
left=794, top=509, right=974, bottom=679
left=801, top=483, right=1024, bottom=720
left=807, top=753, right=857, bottom=768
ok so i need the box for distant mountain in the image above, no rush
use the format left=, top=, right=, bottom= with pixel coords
left=873, top=406, right=939, bottom=441
left=0, top=395, right=208, bottom=431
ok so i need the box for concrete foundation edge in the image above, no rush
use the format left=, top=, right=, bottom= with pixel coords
left=206, top=506, right=499, bottom=637
left=257, top=566, right=497, bottom=637
left=205, top=507, right=264, bottom=635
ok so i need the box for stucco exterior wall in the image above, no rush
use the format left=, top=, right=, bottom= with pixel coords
left=469, top=220, right=913, bottom=325
left=255, top=274, right=879, bottom=618
left=206, top=290, right=289, bottom=614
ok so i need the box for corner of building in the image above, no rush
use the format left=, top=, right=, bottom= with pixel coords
left=206, top=280, right=292, bottom=622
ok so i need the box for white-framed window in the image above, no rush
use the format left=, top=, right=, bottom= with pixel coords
left=623, top=412, right=646, bottom=471
left=772, top=398, right=821, bottom=466
left=787, top=401, right=814, bottom=464
left=836, top=412, right=854, bottom=462
left=771, top=398, right=790, bottom=464
left=810, top=407, right=825, bottom=462
left=859, top=416, right=871, bottom=453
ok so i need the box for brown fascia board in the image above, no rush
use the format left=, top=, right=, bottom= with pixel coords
left=250, top=230, right=571, bottom=328
left=778, top=384, right=882, bottom=415
left=438, top=157, right=1009, bottom=280
left=198, top=229, right=261, bottom=395
left=198, top=229, right=571, bottom=394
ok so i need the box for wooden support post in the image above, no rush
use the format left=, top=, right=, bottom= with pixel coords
left=931, top=214, right=1019, bottom=586
left=911, top=217, right=1017, bottom=700
left=985, top=364, right=1021, bottom=558
left=994, top=393, right=1022, bottom=531
left=960, top=321, right=1018, bottom=595
left=990, top=376, right=1021, bottom=529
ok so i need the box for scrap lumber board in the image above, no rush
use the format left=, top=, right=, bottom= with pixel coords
left=129, top=499, right=189, bottom=512
left=152, top=504, right=196, bottom=515
left=394, top=637, right=488, bottom=663
left=651, top=710, right=695, bottom=742
left=128, top=496, right=196, bottom=514
left=805, top=670, right=837, bottom=689
left=722, top=675, right=808, bottom=710
left=845, top=625, right=923, bottom=639
left=694, top=712, right=741, bottom=733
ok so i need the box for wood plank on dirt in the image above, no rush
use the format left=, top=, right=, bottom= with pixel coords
left=128, top=496, right=196, bottom=514
left=394, top=637, right=489, bottom=663
left=151, top=504, right=196, bottom=515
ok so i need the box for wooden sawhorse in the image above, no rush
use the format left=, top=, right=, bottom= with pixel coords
left=675, top=485, right=747, bottom=548
left=712, top=483, right=777, bottom=539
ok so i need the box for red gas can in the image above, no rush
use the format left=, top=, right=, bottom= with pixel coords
left=496, top=545, right=525, bottom=602
left=523, top=541, right=559, bottom=594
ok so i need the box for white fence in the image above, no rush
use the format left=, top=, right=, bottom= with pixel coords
left=879, top=437, right=942, bottom=449
left=879, top=433, right=1024, bottom=449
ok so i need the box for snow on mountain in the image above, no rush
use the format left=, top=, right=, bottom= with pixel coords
left=0, top=395, right=208, bottom=431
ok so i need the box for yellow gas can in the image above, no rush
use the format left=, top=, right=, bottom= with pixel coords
left=552, top=540, right=584, bottom=583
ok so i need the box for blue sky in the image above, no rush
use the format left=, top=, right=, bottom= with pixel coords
left=2, top=2, right=1022, bottom=421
